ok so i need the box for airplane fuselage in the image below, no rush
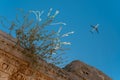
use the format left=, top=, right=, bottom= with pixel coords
left=90, top=24, right=99, bottom=33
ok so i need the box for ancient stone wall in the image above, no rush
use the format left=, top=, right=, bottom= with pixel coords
left=0, top=30, right=56, bottom=80
left=0, top=30, right=112, bottom=80
left=0, top=30, right=74, bottom=80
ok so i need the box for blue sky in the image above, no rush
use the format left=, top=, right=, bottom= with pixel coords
left=0, top=0, right=120, bottom=80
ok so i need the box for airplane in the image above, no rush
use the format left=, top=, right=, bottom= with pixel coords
left=90, top=24, right=99, bottom=33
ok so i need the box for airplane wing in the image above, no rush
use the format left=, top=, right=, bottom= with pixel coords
left=90, top=25, right=95, bottom=28
left=90, top=30, right=93, bottom=34
left=96, top=28, right=99, bottom=33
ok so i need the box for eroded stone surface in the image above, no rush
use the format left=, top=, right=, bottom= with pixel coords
left=0, top=30, right=112, bottom=80
left=63, top=60, right=112, bottom=80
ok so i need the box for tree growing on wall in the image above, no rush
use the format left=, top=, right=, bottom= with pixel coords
left=0, top=8, right=74, bottom=66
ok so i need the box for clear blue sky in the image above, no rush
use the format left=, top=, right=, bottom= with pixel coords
left=0, top=0, right=120, bottom=80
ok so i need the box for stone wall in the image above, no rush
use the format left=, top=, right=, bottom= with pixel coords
left=0, top=30, right=56, bottom=80
left=0, top=30, right=112, bottom=80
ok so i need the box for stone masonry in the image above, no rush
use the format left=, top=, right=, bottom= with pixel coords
left=0, top=30, right=112, bottom=80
